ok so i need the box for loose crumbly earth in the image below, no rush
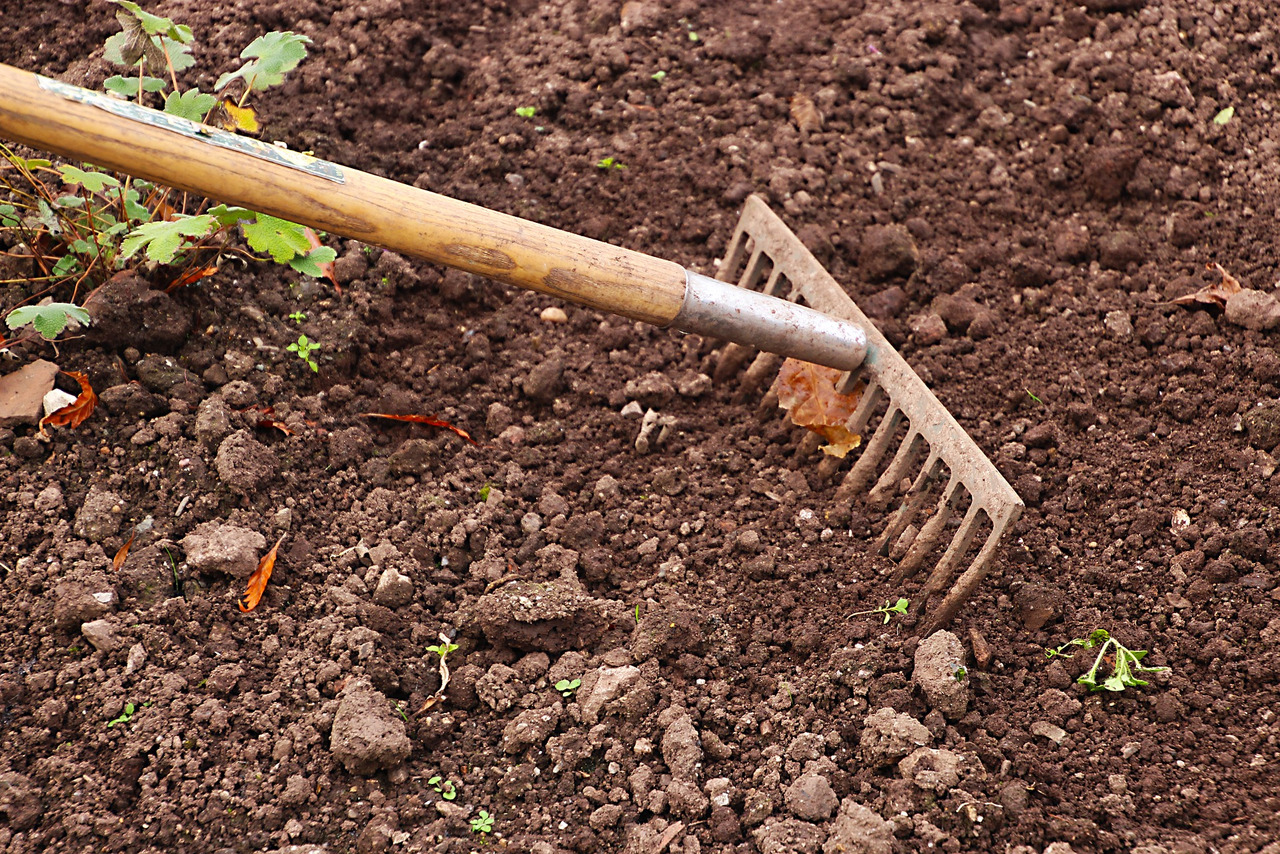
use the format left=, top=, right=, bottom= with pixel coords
left=2, top=1, right=1280, bottom=853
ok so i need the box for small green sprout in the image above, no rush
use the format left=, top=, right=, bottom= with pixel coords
left=651, top=70, right=667, bottom=83
left=849, top=597, right=909, bottom=624
left=428, top=775, right=457, bottom=800
left=1026, top=389, right=1044, bottom=405
left=108, top=702, right=137, bottom=728
left=427, top=639, right=459, bottom=659
left=288, top=310, right=306, bottom=323
left=470, top=810, right=494, bottom=835
left=478, top=483, right=492, bottom=501
left=1045, top=629, right=1171, bottom=693
left=393, top=701, right=408, bottom=721
left=954, top=666, right=968, bottom=682
left=596, top=156, right=626, bottom=171
left=515, top=106, right=537, bottom=118
left=687, top=31, right=700, bottom=42
left=1211, top=106, right=1235, bottom=126
left=555, top=678, right=581, bottom=698
left=634, top=603, right=641, bottom=624
left=286, top=333, right=320, bottom=372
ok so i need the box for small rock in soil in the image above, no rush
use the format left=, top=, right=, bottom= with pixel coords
left=214, top=429, right=276, bottom=492
left=1081, top=146, right=1140, bottom=203
left=859, top=707, right=931, bottom=767
left=898, top=747, right=964, bottom=793
left=784, top=773, right=838, bottom=821
left=1013, top=583, right=1064, bottom=630
left=523, top=356, right=565, bottom=402
left=99, top=383, right=166, bottom=419
left=372, top=566, right=413, bottom=608
left=624, top=372, right=676, bottom=408
left=859, top=224, right=919, bottom=280
left=662, top=712, right=703, bottom=779
left=329, top=679, right=411, bottom=776
left=194, top=396, right=233, bottom=448
left=0, top=359, right=58, bottom=427
left=933, top=293, right=982, bottom=332
left=182, top=522, right=267, bottom=579
left=473, top=576, right=613, bottom=653
left=666, top=777, right=710, bottom=820
left=540, top=306, right=568, bottom=323
left=909, top=313, right=947, bottom=345
left=0, top=772, right=42, bottom=831
left=475, top=663, right=521, bottom=712
left=579, top=664, right=643, bottom=725
left=1243, top=402, right=1280, bottom=451
left=135, top=354, right=198, bottom=394
left=1104, top=310, right=1134, bottom=339
left=51, top=582, right=110, bottom=631
left=1225, top=289, right=1280, bottom=331
left=1097, top=230, right=1146, bottom=269
left=1031, top=721, right=1069, bottom=745
left=822, top=798, right=894, bottom=854
left=502, top=705, right=561, bottom=754
left=753, top=817, right=824, bottom=854
left=913, top=631, right=970, bottom=719
left=80, top=618, right=119, bottom=652
left=72, top=485, right=125, bottom=543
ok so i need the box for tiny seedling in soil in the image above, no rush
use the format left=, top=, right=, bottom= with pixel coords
left=515, top=106, right=537, bottom=118
left=1045, top=629, right=1171, bottom=693
left=1026, top=389, right=1044, bottom=405
left=596, top=156, right=626, bottom=171
left=427, top=639, right=459, bottom=660
left=428, top=775, right=457, bottom=800
left=954, top=666, right=968, bottom=682
left=651, top=70, right=667, bottom=82
left=288, top=310, right=306, bottom=323
left=554, top=678, right=581, bottom=698
left=849, top=597, right=909, bottom=624
left=470, top=810, right=494, bottom=835
left=393, top=701, right=407, bottom=721
left=286, top=334, right=320, bottom=372
left=107, top=702, right=137, bottom=728
left=478, top=483, right=492, bottom=501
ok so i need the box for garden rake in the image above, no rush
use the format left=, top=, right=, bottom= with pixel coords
left=0, top=63, right=1021, bottom=630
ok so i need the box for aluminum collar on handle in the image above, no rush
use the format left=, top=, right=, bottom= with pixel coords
left=670, top=271, right=868, bottom=372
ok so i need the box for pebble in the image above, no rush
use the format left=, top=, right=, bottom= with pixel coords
left=859, top=707, right=931, bottom=767
left=372, top=567, right=413, bottom=608
left=540, top=306, right=568, bottom=323
left=1104, top=310, right=1134, bottom=339
left=181, top=522, right=267, bottom=579
left=1031, top=721, right=1068, bottom=745
left=81, top=618, right=119, bottom=653
left=72, top=486, right=125, bottom=543
left=909, top=313, right=947, bottom=345
left=1225, top=289, right=1280, bottom=331
left=912, top=630, right=970, bottom=719
left=329, top=680, right=411, bottom=775
left=783, top=773, right=837, bottom=821
left=859, top=224, right=919, bottom=280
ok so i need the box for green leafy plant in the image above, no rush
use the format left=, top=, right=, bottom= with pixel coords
left=288, top=310, right=306, bottom=323
left=428, top=775, right=458, bottom=800
left=107, top=702, right=137, bottom=728
left=554, top=678, right=581, bottom=698
left=427, top=639, right=459, bottom=660
left=0, top=1, right=335, bottom=343
left=1045, top=629, right=1171, bottom=693
left=286, top=334, right=320, bottom=372
left=849, top=597, right=909, bottom=624
left=515, top=106, right=537, bottom=118
left=5, top=303, right=91, bottom=340
left=470, top=810, right=494, bottom=835
left=596, top=156, right=627, bottom=171
left=953, top=665, right=968, bottom=682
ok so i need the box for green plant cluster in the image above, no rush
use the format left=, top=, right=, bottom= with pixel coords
left=1046, top=629, right=1171, bottom=692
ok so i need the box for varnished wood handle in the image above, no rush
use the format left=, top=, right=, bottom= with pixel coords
left=0, top=63, right=688, bottom=325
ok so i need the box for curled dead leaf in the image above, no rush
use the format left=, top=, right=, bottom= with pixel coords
left=1168, top=262, right=1241, bottom=309
left=38, top=370, right=96, bottom=438
left=790, top=93, right=823, bottom=133
left=239, top=534, right=285, bottom=613
left=772, top=358, right=863, bottom=457
left=362, top=412, right=478, bottom=445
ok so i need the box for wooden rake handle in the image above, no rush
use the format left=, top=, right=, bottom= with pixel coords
left=0, top=63, right=687, bottom=325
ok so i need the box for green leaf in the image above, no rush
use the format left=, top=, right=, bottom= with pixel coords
left=0, top=204, right=18, bottom=228
left=1211, top=106, right=1235, bottom=125
left=6, top=303, right=92, bottom=340
left=207, top=203, right=253, bottom=227
left=105, top=74, right=169, bottom=97
left=288, top=246, right=337, bottom=278
left=121, top=188, right=150, bottom=222
left=59, top=166, right=120, bottom=193
left=515, top=106, right=537, bottom=118
left=55, top=195, right=86, bottom=209
left=69, top=239, right=95, bottom=255
left=215, top=31, right=311, bottom=93
left=51, top=256, right=80, bottom=277
left=161, top=35, right=196, bottom=72
left=111, top=0, right=189, bottom=40
left=163, top=89, right=218, bottom=121
left=241, top=213, right=311, bottom=263
left=120, top=214, right=217, bottom=264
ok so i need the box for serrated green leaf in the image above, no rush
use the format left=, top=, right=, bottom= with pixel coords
left=69, top=239, right=95, bottom=255
left=59, top=165, right=121, bottom=194
left=288, top=245, right=337, bottom=278
left=241, top=213, right=311, bottom=263
left=161, top=35, right=196, bottom=71
left=120, top=213, right=217, bottom=264
left=111, top=0, right=187, bottom=40
left=105, top=74, right=168, bottom=97
left=121, top=188, right=149, bottom=222
left=56, top=195, right=85, bottom=209
left=0, top=204, right=18, bottom=228
left=51, top=255, right=81, bottom=277
left=207, top=204, right=253, bottom=227
left=6, top=303, right=91, bottom=340
left=163, top=88, right=218, bottom=121
left=215, top=31, right=311, bottom=93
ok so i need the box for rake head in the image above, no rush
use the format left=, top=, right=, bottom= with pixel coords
left=711, top=196, right=1023, bottom=633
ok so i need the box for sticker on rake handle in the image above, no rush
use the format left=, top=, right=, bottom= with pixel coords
left=37, top=76, right=345, bottom=184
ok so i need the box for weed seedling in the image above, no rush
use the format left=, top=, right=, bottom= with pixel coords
left=515, top=106, right=537, bottom=118
left=651, top=70, right=667, bottom=83
left=393, top=701, right=408, bottom=721
left=428, top=775, right=458, bottom=800
left=1045, top=629, right=1170, bottom=693
left=1025, top=389, right=1044, bottom=405
left=288, top=310, right=306, bottom=323
left=427, top=638, right=459, bottom=661
left=596, top=156, right=626, bottom=171
left=554, top=678, right=581, bottom=698
left=107, top=702, right=137, bottom=728
left=849, top=597, right=909, bottom=624
left=286, top=334, right=320, bottom=372
left=470, top=810, right=494, bottom=836
left=478, top=483, right=492, bottom=501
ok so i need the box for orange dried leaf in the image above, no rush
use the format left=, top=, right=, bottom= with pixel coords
left=362, top=412, right=478, bottom=445
left=304, top=227, right=341, bottom=294
left=112, top=530, right=137, bottom=571
left=772, top=358, right=863, bottom=458
left=166, top=263, right=218, bottom=293
left=790, top=93, right=823, bottom=133
left=220, top=99, right=260, bottom=134
left=1169, top=262, right=1242, bottom=309
left=38, top=370, right=96, bottom=438
left=239, top=534, right=285, bottom=613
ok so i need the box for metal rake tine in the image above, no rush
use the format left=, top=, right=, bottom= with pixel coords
left=875, top=452, right=941, bottom=556
left=847, top=380, right=883, bottom=435
left=866, top=431, right=924, bottom=510
left=920, top=502, right=984, bottom=604
left=892, top=473, right=962, bottom=583
left=836, top=405, right=902, bottom=504
left=920, top=514, right=1017, bottom=634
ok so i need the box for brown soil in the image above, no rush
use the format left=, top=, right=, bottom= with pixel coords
left=3, top=1, right=1280, bottom=853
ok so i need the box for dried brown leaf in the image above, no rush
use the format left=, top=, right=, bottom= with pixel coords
left=362, top=412, right=478, bottom=445
left=790, top=93, right=823, bottom=133
left=772, top=358, right=863, bottom=457
left=1169, top=262, right=1242, bottom=309
left=38, top=370, right=96, bottom=438
left=112, top=530, right=136, bottom=572
left=239, top=534, right=285, bottom=613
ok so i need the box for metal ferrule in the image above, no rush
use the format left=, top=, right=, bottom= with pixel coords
left=670, top=271, right=867, bottom=372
